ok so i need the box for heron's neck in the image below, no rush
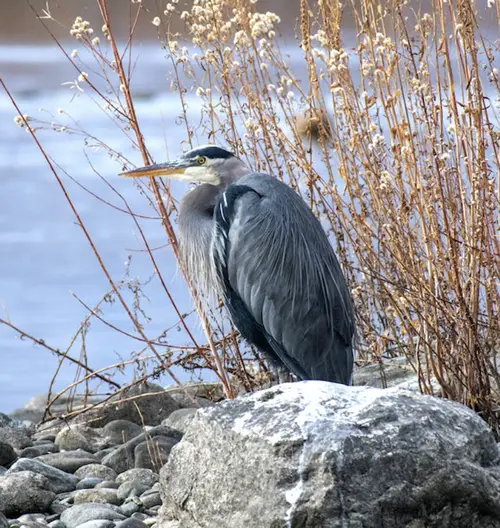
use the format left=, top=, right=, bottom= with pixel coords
left=177, top=184, right=222, bottom=294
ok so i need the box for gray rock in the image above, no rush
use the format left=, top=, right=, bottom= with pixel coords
left=55, top=425, right=105, bottom=453
left=9, top=520, right=48, bottom=528
left=0, top=415, right=11, bottom=428
left=103, top=421, right=142, bottom=446
left=0, top=442, right=16, bottom=467
left=48, top=498, right=69, bottom=516
left=60, top=504, right=125, bottom=528
left=130, top=514, right=148, bottom=522
left=73, top=488, right=121, bottom=505
left=115, top=519, right=148, bottom=528
left=12, top=394, right=104, bottom=427
left=0, top=467, right=6, bottom=477
left=118, top=501, right=141, bottom=517
left=161, top=409, right=196, bottom=435
left=164, top=383, right=223, bottom=408
left=93, top=447, right=116, bottom=460
left=134, top=437, right=178, bottom=471
left=33, top=433, right=57, bottom=443
left=0, top=471, right=56, bottom=516
left=117, top=483, right=150, bottom=502
left=103, top=427, right=181, bottom=475
left=95, top=480, right=119, bottom=490
left=7, top=458, right=79, bottom=493
left=15, top=513, right=48, bottom=525
left=37, top=450, right=98, bottom=473
left=160, top=381, right=500, bottom=528
left=76, top=477, right=105, bottom=490
left=140, top=492, right=161, bottom=509
left=71, top=521, right=115, bottom=528
left=75, top=464, right=117, bottom=481
left=20, top=443, right=59, bottom=458
left=71, top=383, right=182, bottom=428
left=0, top=513, right=7, bottom=528
left=354, top=355, right=440, bottom=393
left=116, top=469, right=159, bottom=487
left=48, top=521, right=65, bottom=528
left=0, top=426, right=32, bottom=450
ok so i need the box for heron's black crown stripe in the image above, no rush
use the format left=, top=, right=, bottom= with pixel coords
left=183, top=146, right=234, bottom=160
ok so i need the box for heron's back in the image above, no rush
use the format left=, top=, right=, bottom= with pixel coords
left=213, top=172, right=355, bottom=384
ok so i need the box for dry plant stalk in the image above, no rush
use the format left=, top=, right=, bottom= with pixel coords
left=1, top=0, right=499, bottom=432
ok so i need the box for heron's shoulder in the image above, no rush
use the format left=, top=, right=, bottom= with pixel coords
left=236, top=172, right=291, bottom=194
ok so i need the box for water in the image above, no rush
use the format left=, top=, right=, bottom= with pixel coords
left=0, top=42, right=216, bottom=412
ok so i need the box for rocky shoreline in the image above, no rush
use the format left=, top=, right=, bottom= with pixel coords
left=2, top=361, right=500, bottom=527
left=0, top=382, right=207, bottom=528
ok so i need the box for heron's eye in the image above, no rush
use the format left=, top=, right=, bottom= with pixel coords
left=197, top=156, right=207, bottom=165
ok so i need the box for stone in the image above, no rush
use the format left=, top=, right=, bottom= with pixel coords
left=71, top=521, right=115, bottom=528
left=119, top=501, right=141, bottom=517
left=115, top=519, right=148, bottom=528
left=75, top=464, right=117, bottom=481
left=93, top=447, right=116, bottom=460
left=96, top=480, right=119, bottom=489
left=131, top=513, right=148, bottom=522
left=103, top=427, right=181, bottom=475
left=73, top=488, right=121, bottom=505
left=117, top=483, right=151, bottom=502
left=48, top=499, right=69, bottom=516
left=60, top=504, right=125, bottom=528
left=20, top=443, right=59, bottom=458
left=0, top=442, right=16, bottom=467
left=15, top=513, right=48, bottom=525
left=48, top=521, right=65, bottom=528
left=103, top=421, right=143, bottom=446
left=0, top=471, right=56, bottom=516
left=37, top=450, right=98, bottom=473
left=161, top=409, right=197, bottom=434
left=33, top=433, right=57, bottom=443
left=77, top=477, right=106, bottom=490
left=160, top=381, right=500, bottom=528
left=0, top=426, right=32, bottom=450
left=140, top=492, right=161, bottom=509
left=55, top=425, right=105, bottom=453
left=0, top=513, right=7, bottom=528
left=0, top=468, right=5, bottom=477
left=354, top=355, right=440, bottom=393
left=0, top=415, right=11, bottom=428
left=116, top=469, right=159, bottom=487
left=134, top=437, right=178, bottom=471
left=72, top=383, right=182, bottom=428
left=164, top=383, right=222, bottom=408
left=11, top=394, right=104, bottom=427
left=7, top=458, right=79, bottom=493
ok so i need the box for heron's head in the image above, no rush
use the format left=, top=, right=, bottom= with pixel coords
left=120, top=145, right=248, bottom=187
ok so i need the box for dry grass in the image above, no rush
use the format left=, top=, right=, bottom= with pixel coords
left=2, top=0, right=500, bottom=432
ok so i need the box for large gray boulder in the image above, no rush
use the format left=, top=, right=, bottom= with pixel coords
left=159, top=381, right=500, bottom=528
left=0, top=471, right=56, bottom=516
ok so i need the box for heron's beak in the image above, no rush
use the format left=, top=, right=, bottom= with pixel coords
left=120, top=160, right=189, bottom=179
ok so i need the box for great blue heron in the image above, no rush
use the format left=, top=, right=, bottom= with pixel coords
left=121, top=145, right=355, bottom=384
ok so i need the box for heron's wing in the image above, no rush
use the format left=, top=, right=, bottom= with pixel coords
left=213, top=173, right=355, bottom=384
